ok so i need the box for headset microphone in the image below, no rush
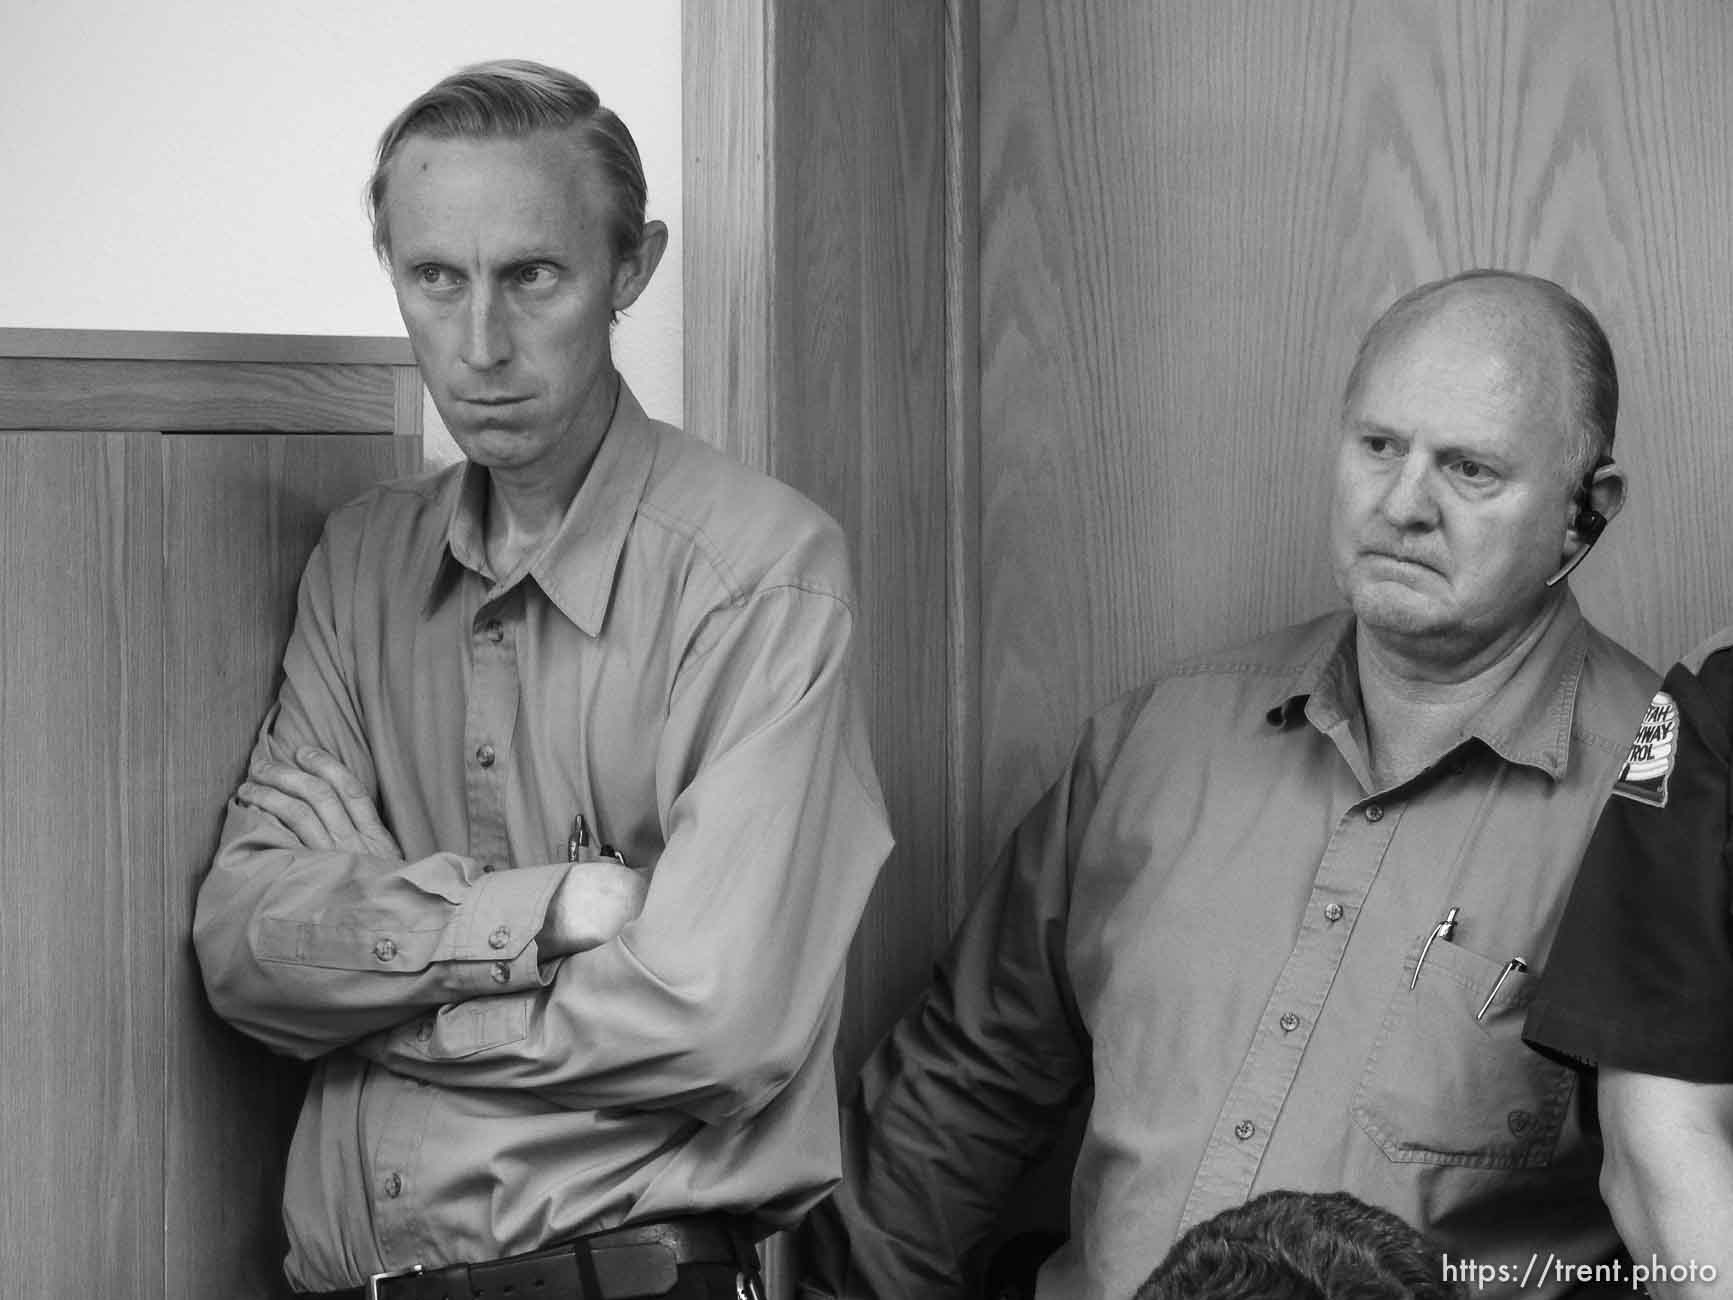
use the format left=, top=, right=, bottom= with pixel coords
left=1544, top=467, right=1611, bottom=588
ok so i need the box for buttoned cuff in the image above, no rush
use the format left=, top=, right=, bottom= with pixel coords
left=442, top=862, right=567, bottom=994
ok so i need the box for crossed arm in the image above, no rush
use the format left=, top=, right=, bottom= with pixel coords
left=195, top=528, right=891, bottom=1121
left=237, top=745, right=646, bottom=961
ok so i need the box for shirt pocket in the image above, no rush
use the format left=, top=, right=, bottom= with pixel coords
left=1351, top=935, right=1576, bottom=1169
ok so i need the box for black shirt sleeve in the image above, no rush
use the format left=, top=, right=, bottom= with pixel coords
left=1523, top=645, right=1733, bottom=1082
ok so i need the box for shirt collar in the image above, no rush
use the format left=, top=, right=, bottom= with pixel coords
left=1264, top=593, right=1592, bottom=782
left=425, top=380, right=658, bottom=636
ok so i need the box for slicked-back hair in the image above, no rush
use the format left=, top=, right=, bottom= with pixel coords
left=368, top=59, right=649, bottom=265
left=1136, top=1190, right=1462, bottom=1300
left=1341, top=269, right=1618, bottom=486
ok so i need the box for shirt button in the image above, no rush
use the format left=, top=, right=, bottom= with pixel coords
left=1324, top=902, right=1344, bottom=923
left=476, top=743, right=496, bottom=767
left=491, top=960, right=511, bottom=984
left=1364, top=803, right=1384, bottom=823
left=488, top=925, right=511, bottom=950
left=372, top=937, right=398, bottom=962
left=383, top=1172, right=403, bottom=1198
left=1233, top=1120, right=1256, bottom=1141
left=1279, top=1012, right=1301, bottom=1033
left=484, top=619, right=504, bottom=643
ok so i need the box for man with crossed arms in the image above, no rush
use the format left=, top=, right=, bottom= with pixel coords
left=196, top=60, right=891, bottom=1300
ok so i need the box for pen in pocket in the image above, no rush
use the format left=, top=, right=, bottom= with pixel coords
left=1476, top=957, right=1528, bottom=1020
left=1411, top=905, right=1460, bottom=990
left=566, top=813, right=591, bottom=863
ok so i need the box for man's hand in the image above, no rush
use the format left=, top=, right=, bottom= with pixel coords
left=238, top=746, right=403, bottom=859
left=537, top=861, right=649, bottom=958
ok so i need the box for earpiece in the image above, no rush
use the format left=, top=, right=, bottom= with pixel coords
left=1545, top=459, right=1613, bottom=588
left=1572, top=506, right=1607, bottom=543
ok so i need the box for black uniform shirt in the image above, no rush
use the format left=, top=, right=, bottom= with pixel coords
left=1525, top=630, right=1733, bottom=1082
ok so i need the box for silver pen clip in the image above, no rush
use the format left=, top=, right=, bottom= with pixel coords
left=1476, top=957, right=1529, bottom=1020
left=1411, top=905, right=1460, bottom=990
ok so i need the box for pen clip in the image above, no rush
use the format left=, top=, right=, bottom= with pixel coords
left=1476, top=957, right=1529, bottom=1021
left=1410, top=905, right=1460, bottom=991
left=566, top=813, right=591, bottom=864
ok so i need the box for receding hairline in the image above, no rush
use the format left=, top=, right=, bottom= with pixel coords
left=1342, top=271, right=1617, bottom=483
left=373, top=128, right=618, bottom=261
left=367, top=60, right=648, bottom=264
left=1350, top=276, right=1564, bottom=389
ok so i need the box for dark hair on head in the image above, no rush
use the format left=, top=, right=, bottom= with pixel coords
left=1135, top=1190, right=1462, bottom=1300
left=1341, top=269, right=1618, bottom=485
left=367, top=58, right=649, bottom=264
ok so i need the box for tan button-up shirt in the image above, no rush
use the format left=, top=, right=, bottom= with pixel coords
left=816, top=597, right=1651, bottom=1300
left=194, top=385, right=892, bottom=1292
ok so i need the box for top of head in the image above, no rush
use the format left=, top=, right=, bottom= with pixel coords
left=1343, top=270, right=1618, bottom=489
left=368, top=59, right=648, bottom=266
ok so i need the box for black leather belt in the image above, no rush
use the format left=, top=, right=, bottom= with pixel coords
left=302, top=1215, right=761, bottom=1300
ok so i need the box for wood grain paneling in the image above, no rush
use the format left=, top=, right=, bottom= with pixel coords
left=979, top=0, right=1733, bottom=847
left=393, top=364, right=426, bottom=440
left=945, top=0, right=985, bottom=921
left=0, top=331, right=418, bottom=1293
left=769, top=1, right=957, bottom=1073
left=161, top=434, right=422, bottom=1299
left=683, top=0, right=773, bottom=473
left=0, top=433, right=165, bottom=1298
left=0, top=328, right=414, bottom=365
left=0, top=358, right=401, bottom=432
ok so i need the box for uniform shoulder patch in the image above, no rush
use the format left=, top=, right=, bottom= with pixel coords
left=1613, top=690, right=1680, bottom=808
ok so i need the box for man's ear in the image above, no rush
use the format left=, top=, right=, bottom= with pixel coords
left=1548, top=460, right=1627, bottom=589
left=611, top=220, right=669, bottom=315
left=1572, top=460, right=1627, bottom=544
left=1558, top=459, right=1626, bottom=562
left=1585, top=460, right=1627, bottom=529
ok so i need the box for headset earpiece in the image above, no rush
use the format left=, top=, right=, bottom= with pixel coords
left=1546, top=462, right=1613, bottom=588
left=1572, top=507, right=1607, bottom=542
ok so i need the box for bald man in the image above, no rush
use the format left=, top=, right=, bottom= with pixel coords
left=802, top=271, right=1654, bottom=1299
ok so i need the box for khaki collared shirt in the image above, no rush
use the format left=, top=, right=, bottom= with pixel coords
left=816, top=597, right=1652, bottom=1300
left=195, top=385, right=892, bottom=1292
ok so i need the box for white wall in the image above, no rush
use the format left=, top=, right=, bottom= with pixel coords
left=0, top=0, right=683, bottom=455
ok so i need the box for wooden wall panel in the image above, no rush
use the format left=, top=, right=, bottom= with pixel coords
left=0, top=358, right=401, bottom=433
left=161, top=434, right=422, bottom=1299
left=682, top=0, right=773, bottom=473
left=978, top=0, right=1733, bottom=847
left=0, top=433, right=165, bottom=1298
left=769, top=1, right=957, bottom=1074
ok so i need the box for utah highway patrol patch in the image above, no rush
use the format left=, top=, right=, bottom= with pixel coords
left=1613, top=690, right=1680, bottom=808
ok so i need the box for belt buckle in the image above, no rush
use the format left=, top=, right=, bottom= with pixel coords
left=365, top=1263, right=423, bottom=1300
